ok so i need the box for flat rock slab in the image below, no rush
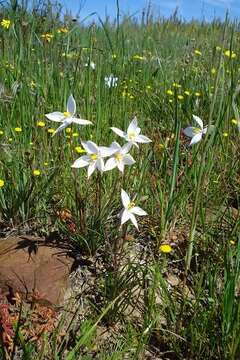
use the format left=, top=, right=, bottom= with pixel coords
left=0, top=236, right=75, bottom=306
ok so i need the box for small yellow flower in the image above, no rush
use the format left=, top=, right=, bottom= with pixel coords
left=211, top=68, right=216, bottom=75
left=132, top=54, right=145, bottom=60
left=44, top=162, right=48, bottom=166
left=224, top=50, right=236, bottom=59
left=223, top=132, right=228, bottom=137
left=0, top=130, right=4, bottom=135
left=41, top=33, right=53, bottom=42
left=160, top=244, right=172, bottom=253
left=229, top=240, right=236, bottom=245
left=129, top=95, right=134, bottom=100
left=37, top=121, right=45, bottom=127
left=166, top=89, right=173, bottom=96
left=15, top=127, right=22, bottom=132
left=195, top=92, right=201, bottom=97
left=74, top=146, right=86, bottom=154
left=1, top=19, right=11, bottom=29
left=184, top=91, right=190, bottom=96
left=231, top=119, right=238, bottom=125
left=29, top=142, right=33, bottom=145
left=33, top=169, right=41, bottom=176
left=66, top=127, right=72, bottom=133
left=72, top=132, right=79, bottom=137
left=112, top=54, right=117, bottom=59
left=194, top=49, right=202, bottom=56
left=57, top=27, right=68, bottom=34
left=177, top=95, right=184, bottom=100
left=173, top=82, right=181, bottom=88
left=146, top=85, right=152, bottom=90
left=0, top=179, right=4, bottom=187
left=169, top=99, right=173, bottom=103
left=48, top=128, right=55, bottom=134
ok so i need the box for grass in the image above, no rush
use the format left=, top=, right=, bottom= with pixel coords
left=0, top=1, right=240, bottom=359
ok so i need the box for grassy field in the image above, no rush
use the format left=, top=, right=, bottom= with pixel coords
left=0, top=1, right=240, bottom=359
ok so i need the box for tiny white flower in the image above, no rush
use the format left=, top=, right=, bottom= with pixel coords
left=120, top=189, right=147, bottom=230
left=85, top=61, right=96, bottom=70
left=104, top=142, right=135, bottom=173
left=45, top=94, right=92, bottom=136
left=111, top=117, right=151, bottom=148
left=183, top=115, right=210, bottom=146
left=105, top=74, right=118, bottom=88
left=71, top=140, right=116, bottom=178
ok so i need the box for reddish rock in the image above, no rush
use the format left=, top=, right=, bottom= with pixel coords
left=0, top=236, right=74, bottom=306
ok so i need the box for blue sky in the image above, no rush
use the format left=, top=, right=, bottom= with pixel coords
left=60, top=0, right=240, bottom=22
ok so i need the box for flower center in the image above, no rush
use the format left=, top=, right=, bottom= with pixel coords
left=193, top=127, right=201, bottom=134
left=115, top=153, right=123, bottom=162
left=90, top=154, right=98, bottom=161
left=127, top=201, right=135, bottom=210
left=63, top=111, right=71, bottom=117
left=128, top=131, right=136, bottom=141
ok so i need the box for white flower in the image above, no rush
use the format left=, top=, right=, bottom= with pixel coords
left=120, top=189, right=147, bottom=230
left=45, top=94, right=92, bottom=136
left=104, top=142, right=135, bottom=173
left=183, top=115, right=209, bottom=146
left=105, top=74, right=118, bottom=88
left=111, top=117, right=151, bottom=148
left=71, top=140, right=115, bottom=178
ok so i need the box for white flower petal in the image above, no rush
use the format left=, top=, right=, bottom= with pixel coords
left=45, top=112, right=65, bottom=122
left=190, top=132, right=203, bottom=145
left=71, top=156, right=90, bottom=168
left=183, top=126, right=196, bottom=138
left=121, top=189, right=130, bottom=208
left=96, top=158, right=104, bottom=173
left=88, top=162, right=96, bottom=178
left=110, top=127, right=126, bottom=138
left=81, top=141, right=99, bottom=154
left=127, top=117, right=138, bottom=133
left=52, top=121, right=69, bottom=135
left=122, top=142, right=133, bottom=154
left=129, top=213, right=139, bottom=230
left=131, top=206, right=147, bottom=216
left=67, top=94, right=76, bottom=115
left=99, top=146, right=117, bottom=157
left=121, top=209, right=130, bottom=225
left=193, top=115, right=203, bottom=130
left=109, top=141, right=121, bottom=153
left=123, top=154, right=135, bottom=165
left=72, top=118, right=92, bottom=125
left=135, top=134, right=152, bottom=143
left=104, top=157, right=117, bottom=171
left=117, top=161, right=124, bottom=172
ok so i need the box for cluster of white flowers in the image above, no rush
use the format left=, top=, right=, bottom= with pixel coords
left=45, top=95, right=211, bottom=229
left=45, top=95, right=151, bottom=229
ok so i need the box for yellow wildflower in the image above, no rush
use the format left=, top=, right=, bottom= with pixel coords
left=132, top=55, right=145, bottom=60
left=0, top=130, right=4, bottom=135
left=48, top=128, right=55, bottom=134
left=160, top=244, right=172, bottom=253
left=75, top=146, right=85, bottom=154
left=37, top=121, right=45, bottom=127
left=184, top=91, right=190, bottom=96
left=15, top=127, right=22, bottom=132
left=33, top=169, right=41, bottom=176
left=112, top=54, right=117, bottom=59
left=211, top=68, right=216, bottom=75
left=72, top=132, right=79, bottom=137
left=1, top=19, right=11, bottom=29
left=57, top=27, right=68, bottom=34
left=166, top=89, right=173, bottom=96
left=41, top=33, right=53, bottom=43
left=173, top=82, right=181, bottom=88
left=223, top=132, right=228, bottom=137
left=224, top=50, right=236, bottom=59
left=195, top=92, right=201, bottom=97
left=44, top=162, right=48, bottom=166
left=231, top=119, right=238, bottom=125
left=178, top=95, right=184, bottom=100
left=0, top=179, right=4, bottom=187
left=66, top=127, right=72, bottom=134
left=194, top=49, right=202, bottom=56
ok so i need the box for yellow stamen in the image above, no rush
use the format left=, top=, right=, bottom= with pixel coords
left=128, top=132, right=136, bottom=141
left=193, top=127, right=201, bottom=134
left=91, top=154, right=98, bottom=161
left=115, top=153, right=123, bottom=161
left=128, top=201, right=135, bottom=210
left=63, top=111, right=71, bottom=117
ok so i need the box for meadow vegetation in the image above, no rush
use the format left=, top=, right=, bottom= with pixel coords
left=0, top=1, right=240, bottom=359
